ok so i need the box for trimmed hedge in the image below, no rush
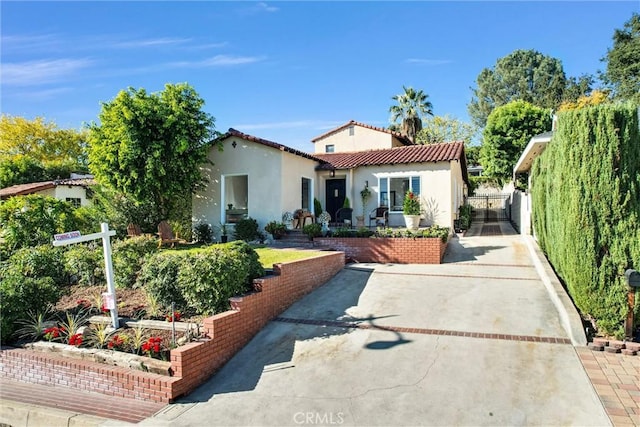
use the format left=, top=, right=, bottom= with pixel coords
left=139, top=241, right=265, bottom=315
left=531, top=103, right=640, bottom=337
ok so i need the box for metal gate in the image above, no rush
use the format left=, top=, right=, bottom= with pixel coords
left=466, top=193, right=511, bottom=222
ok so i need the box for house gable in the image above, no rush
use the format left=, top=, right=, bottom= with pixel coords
left=311, top=120, right=413, bottom=154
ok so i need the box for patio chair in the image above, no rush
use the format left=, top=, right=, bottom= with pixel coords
left=293, top=209, right=315, bottom=229
left=157, top=220, right=187, bottom=248
left=335, top=207, right=353, bottom=228
left=127, top=223, right=142, bottom=237
left=369, top=207, right=389, bottom=227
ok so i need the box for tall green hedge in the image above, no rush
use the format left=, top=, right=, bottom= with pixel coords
left=531, top=103, right=640, bottom=336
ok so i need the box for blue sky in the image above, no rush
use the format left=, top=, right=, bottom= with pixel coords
left=2, top=1, right=638, bottom=152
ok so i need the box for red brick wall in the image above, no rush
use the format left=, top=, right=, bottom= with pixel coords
left=0, top=252, right=344, bottom=403
left=315, top=237, right=448, bottom=264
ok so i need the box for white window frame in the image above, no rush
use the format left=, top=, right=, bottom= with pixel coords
left=378, top=174, right=421, bottom=213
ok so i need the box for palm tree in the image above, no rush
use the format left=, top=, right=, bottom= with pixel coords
left=389, top=86, right=434, bottom=142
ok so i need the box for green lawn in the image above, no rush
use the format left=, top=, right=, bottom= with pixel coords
left=165, top=243, right=327, bottom=268
left=253, top=247, right=327, bottom=268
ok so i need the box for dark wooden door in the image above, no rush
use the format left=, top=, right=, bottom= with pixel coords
left=325, top=179, right=346, bottom=221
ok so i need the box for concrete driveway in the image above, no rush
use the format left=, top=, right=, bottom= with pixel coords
left=142, top=223, right=610, bottom=426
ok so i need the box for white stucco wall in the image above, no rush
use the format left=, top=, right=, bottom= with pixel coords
left=336, top=162, right=457, bottom=228
left=314, top=126, right=399, bottom=153
left=35, top=186, right=92, bottom=206
left=192, top=137, right=318, bottom=239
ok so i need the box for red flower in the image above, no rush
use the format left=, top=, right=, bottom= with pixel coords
left=44, top=326, right=63, bottom=341
left=107, top=334, right=125, bottom=350
left=165, top=311, right=181, bottom=322
left=68, top=334, right=83, bottom=346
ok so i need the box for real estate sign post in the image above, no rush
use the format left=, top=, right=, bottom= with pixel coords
left=53, top=223, right=119, bottom=328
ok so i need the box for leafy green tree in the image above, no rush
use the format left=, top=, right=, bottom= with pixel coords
left=562, top=74, right=595, bottom=103
left=416, top=115, right=478, bottom=145
left=389, top=86, right=433, bottom=142
left=465, top=145, right=481, bottom=166
left=480, top=101, right=551, bottom=181
left=601, top=13, right=640, bottom=102
left=468, top=49, right=568, bottom=128
left=0, top=115, right=88, bottom=187
left=88, top=83, right=218, bottom=222
left=0, top=115, right=88, bottom=165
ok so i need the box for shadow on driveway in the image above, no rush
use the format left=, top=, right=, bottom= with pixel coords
left=443, top=235, right=505, bottom=263
left=180, top=266, right=409, bottom=402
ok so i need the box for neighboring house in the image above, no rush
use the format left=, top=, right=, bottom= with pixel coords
left=0, top=175, right=95, bottom=207
left=512, top=131, right=554, bottom=235
left=192, top=122, right=469, bottom=237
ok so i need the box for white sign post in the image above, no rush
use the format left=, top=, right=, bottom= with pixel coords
left=53, top=223, right=119, bottom=329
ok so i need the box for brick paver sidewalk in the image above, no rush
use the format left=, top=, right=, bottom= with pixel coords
left=576, top=347, right=640, bottom=426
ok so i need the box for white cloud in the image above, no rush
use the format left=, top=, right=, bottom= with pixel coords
left=170, top=55, right=266, bottom=68
left=111, top=37, right=192, bottom=49
left=1, top=58, right=94, bottom=86
left=405, top=58, right=453, bottom=66
left=257, top=2, right=279, bottom=13
left=1, top=34, right=62, bottom=52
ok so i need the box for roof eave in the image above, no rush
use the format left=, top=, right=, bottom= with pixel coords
left=513, top=132, right=553, bottom=176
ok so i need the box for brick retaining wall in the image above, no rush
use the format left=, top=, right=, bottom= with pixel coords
left=0, top=251, right=345, bottom=403
left=315, top=237, right=448, bottom=264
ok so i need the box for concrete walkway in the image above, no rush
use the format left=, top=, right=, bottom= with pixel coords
left=137, top=221, right=611, bottom=426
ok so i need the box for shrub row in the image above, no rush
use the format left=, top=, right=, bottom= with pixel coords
left=139, top=241, right=264, bottom=315
left=531, top=102, right=640, bottom=338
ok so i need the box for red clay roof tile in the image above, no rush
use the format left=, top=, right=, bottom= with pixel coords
left=314, top=141, right=465, bottom=168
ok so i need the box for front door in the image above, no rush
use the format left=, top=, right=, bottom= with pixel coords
left=325, top=179, right=346, bottom=221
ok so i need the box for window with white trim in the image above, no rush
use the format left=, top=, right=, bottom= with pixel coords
left=379, top=176, right=420, bottom=212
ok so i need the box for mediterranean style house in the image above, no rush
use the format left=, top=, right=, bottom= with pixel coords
left=192, top=120, right=469, bottom=238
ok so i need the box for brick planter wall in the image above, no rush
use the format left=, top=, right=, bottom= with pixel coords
left=0, top=252, right=344, bottom=403
left=315, top=236, right=448, bottom=264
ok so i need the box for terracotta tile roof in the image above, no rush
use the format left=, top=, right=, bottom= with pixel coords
left=311, top=120, right=413, bottom=145
left=0, top=178, right=95, bottom=199
left=220, top=128, right=327, bottom=162
left=314, top=141, right=465, bottom=169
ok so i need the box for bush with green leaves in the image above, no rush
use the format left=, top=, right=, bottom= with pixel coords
left=302, top=223, right=322, bottom=239
left=112, top=235, right=159, bottom=288
left=177, top=241, right=265, bottom=314
left=0, top=195, right=80, bottom=253
left=193, top=222, right=213, bottom=244
left=63, top=243, right=104, bottom=286
left=0, top=245, right=67, bottom=342
left=137, top=251, right=188, bottom=310
left=264, top=221, right=287, bottom=239
left=234, top=217, right=264, bottom=242
left=458, top=205, right=473, bottom=229
left=531, top=102, right=640, bottom=338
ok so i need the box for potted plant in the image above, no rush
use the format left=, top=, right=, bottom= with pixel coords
left=402, top=191, right=421, bottom=230
left=357, top=186, right=371, bottom=227
left=302, top=223, right=322, bottom=241
left=219, top=222, right=229, bottom=243
left=265, top=221, right=287, bottom=240
left=317, top=211, right=331, bottom=234
left=282, top=211, right=294, bottom=229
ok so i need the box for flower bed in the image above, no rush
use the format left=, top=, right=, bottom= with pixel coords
left=0, top=251, right=345, bottom=403
left=316, top=227, right=450, bottom=264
